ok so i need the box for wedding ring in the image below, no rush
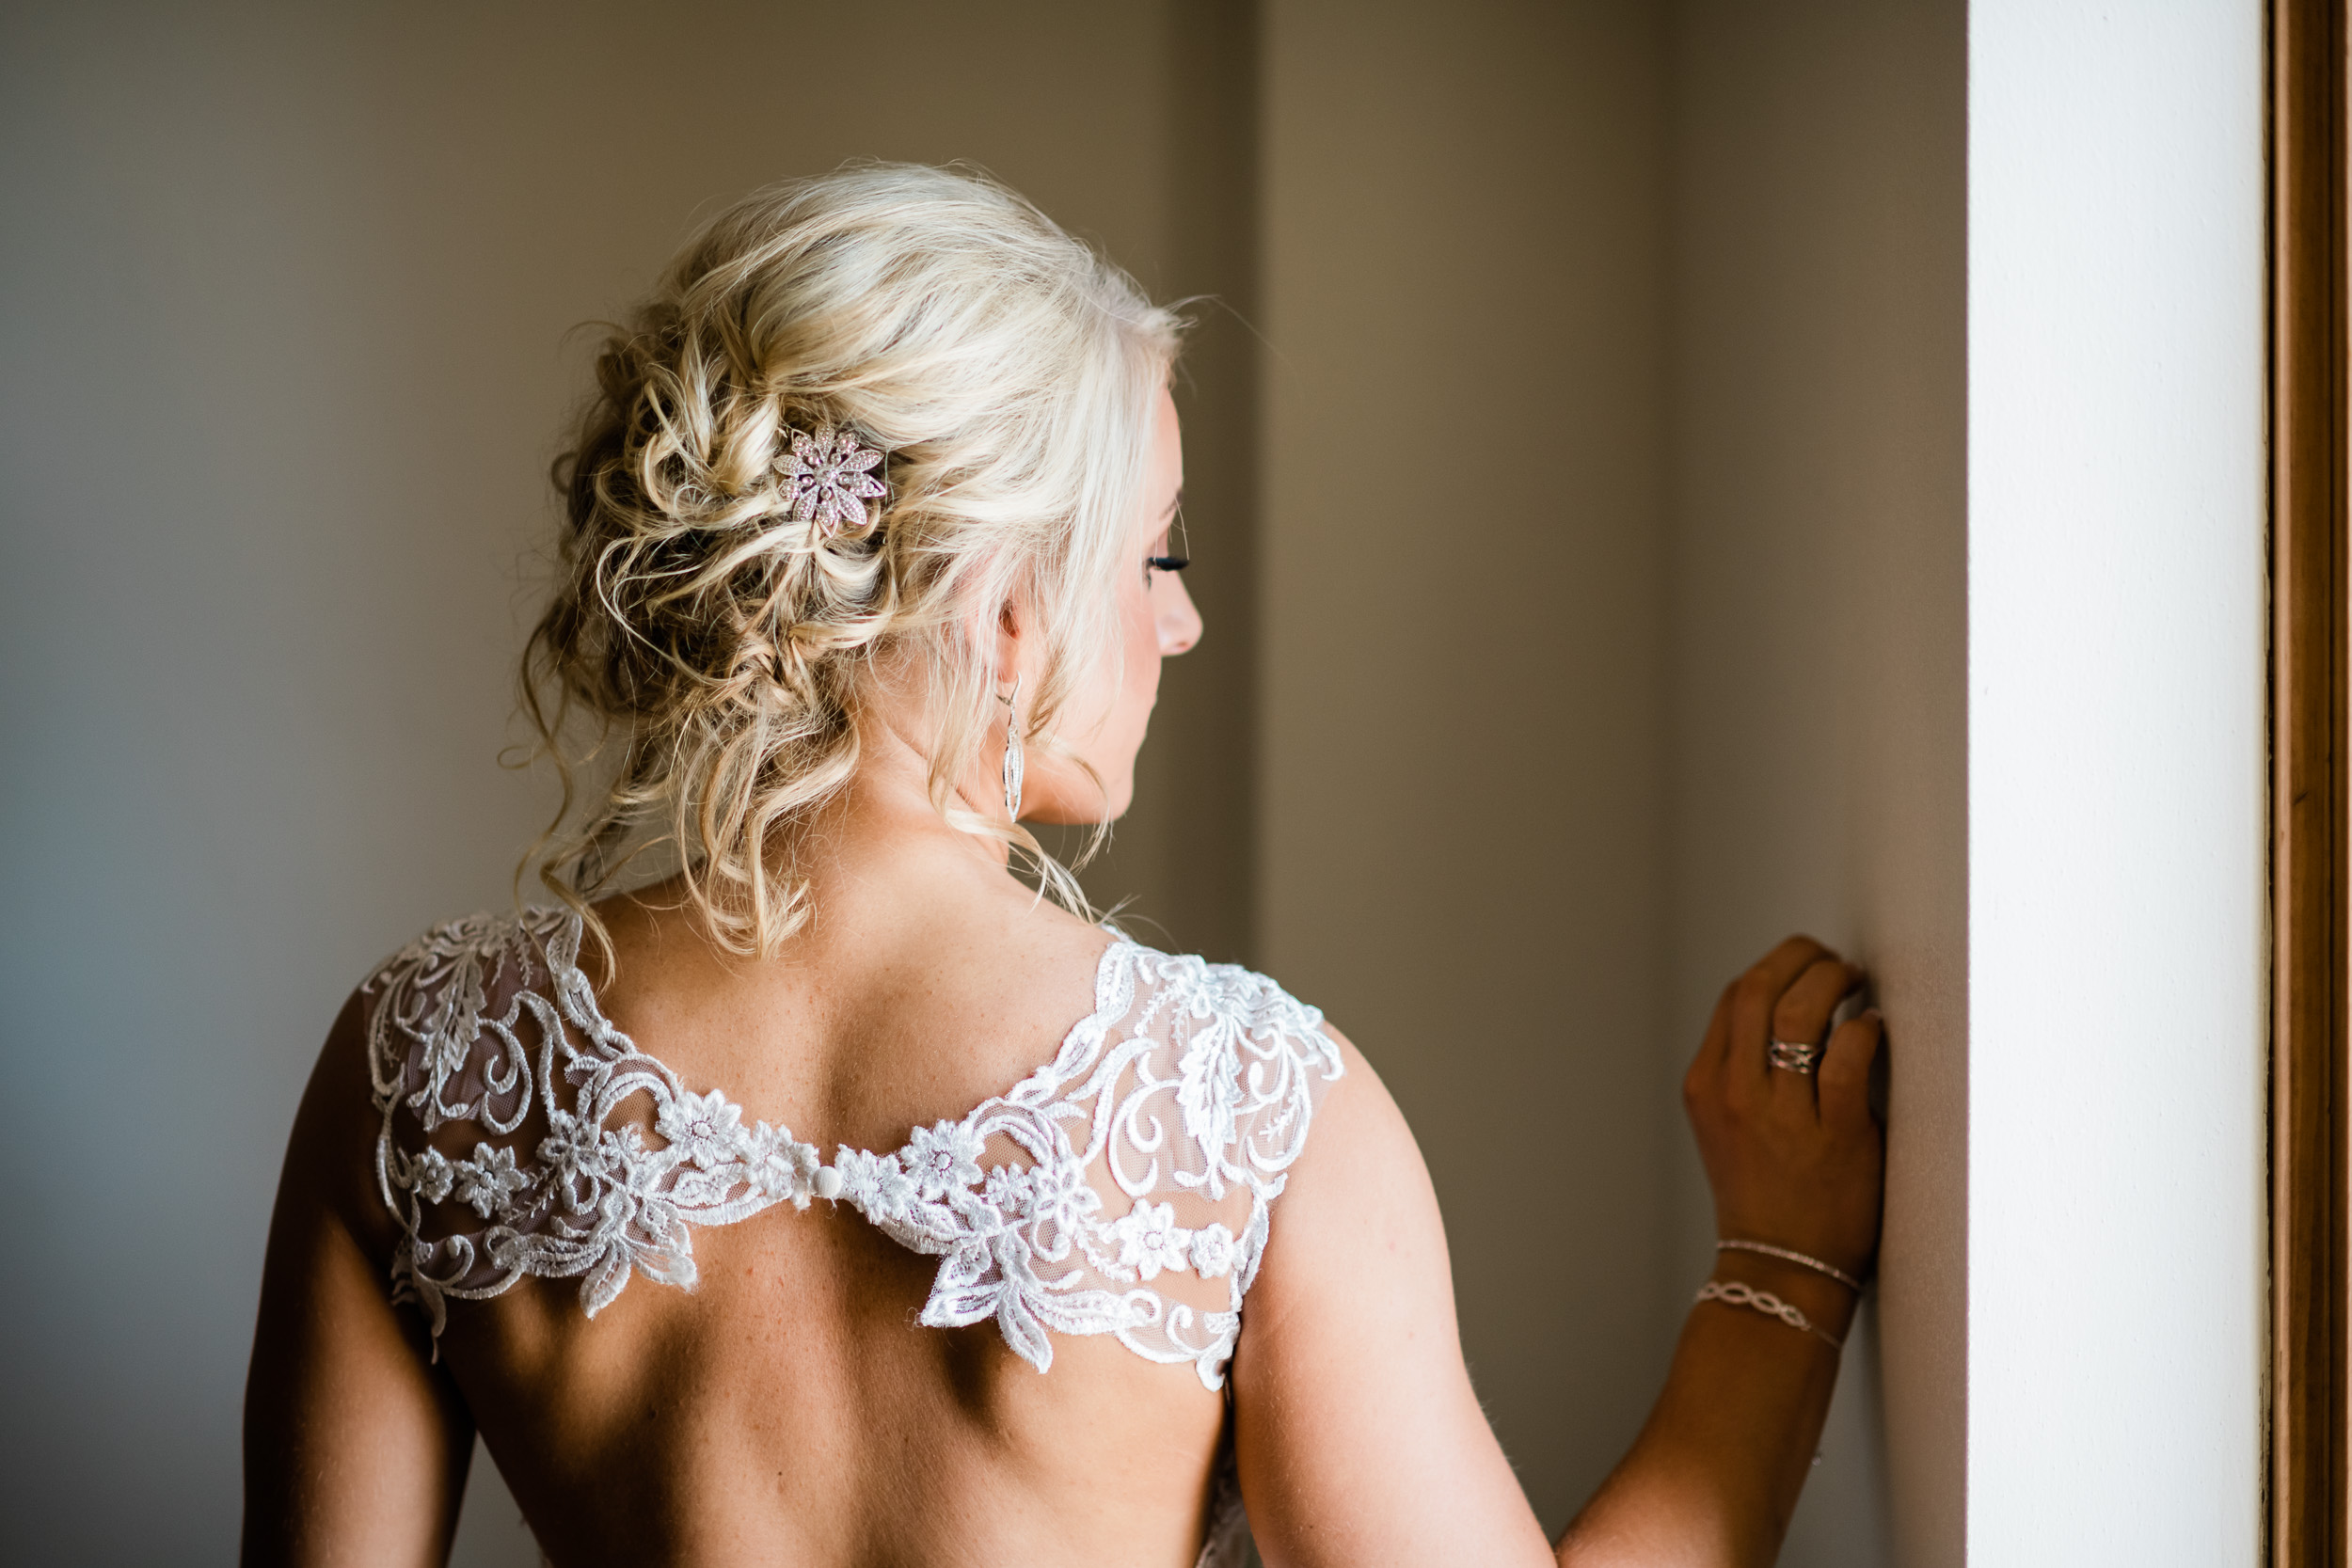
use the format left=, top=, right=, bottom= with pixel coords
left=1768, top=1037, right=1822, bottom=1075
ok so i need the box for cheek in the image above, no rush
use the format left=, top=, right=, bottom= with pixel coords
left=1121, top=592, right=1163, bottom=711
left=1064, top=590, right=1159, bottom=743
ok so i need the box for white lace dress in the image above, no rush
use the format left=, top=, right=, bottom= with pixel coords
left=363, top=909, right=1343, bottom=1568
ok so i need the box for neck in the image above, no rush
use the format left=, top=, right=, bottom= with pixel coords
left=836, top=704, right=1016, bottom=876
left=596, top=684, right=1043, bottom=970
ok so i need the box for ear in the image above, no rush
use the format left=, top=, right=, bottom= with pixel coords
left=993, top=596, right=1026, bottom=694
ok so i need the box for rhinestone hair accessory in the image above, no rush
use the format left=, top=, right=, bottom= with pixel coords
left=777, top=422, right=887, bottom=539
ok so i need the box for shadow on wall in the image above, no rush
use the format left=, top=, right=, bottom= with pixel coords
left=1256, top=0, right=1961, bottom=1560
left=0, top=2, right=1964, bottom=1564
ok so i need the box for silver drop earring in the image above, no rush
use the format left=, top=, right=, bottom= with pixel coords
left=999, top=675, right=1025, bottom=822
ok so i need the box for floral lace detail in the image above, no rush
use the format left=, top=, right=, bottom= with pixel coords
left=366, top=911, right=831, bottom=1340
left=820, top=940, right=1342, bottom=1387
left=365, top=910, right=1343, bottom=1399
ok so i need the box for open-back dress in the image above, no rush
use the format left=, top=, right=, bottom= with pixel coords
left=363, top=909, right=1344, bottom=1568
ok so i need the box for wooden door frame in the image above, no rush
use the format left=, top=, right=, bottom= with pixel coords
left=2272, top=0, right=2351, bottom=1560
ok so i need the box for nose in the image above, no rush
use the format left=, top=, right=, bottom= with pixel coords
left=1157, top=570, right=1202, bottom=657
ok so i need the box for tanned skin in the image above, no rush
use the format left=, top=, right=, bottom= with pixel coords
left=245, top=389, right=1883, bottom=1566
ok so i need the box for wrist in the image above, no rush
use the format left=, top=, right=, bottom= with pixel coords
left=1708, top=1253, right=1858, bottom=1345
left=1715, top=1236, right=1867, bottom=1291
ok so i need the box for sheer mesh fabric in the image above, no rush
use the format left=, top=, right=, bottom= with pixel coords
left=364, top=909, right=1341, bottom=1566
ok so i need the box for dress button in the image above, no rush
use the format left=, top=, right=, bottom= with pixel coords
left=813, top=1164, right=845, bottom=1201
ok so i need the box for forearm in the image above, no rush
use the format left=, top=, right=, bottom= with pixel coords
left=1554, top=1255, right=1854, bottom=1567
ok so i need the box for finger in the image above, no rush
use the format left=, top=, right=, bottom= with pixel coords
left=1818, top=1010, right=1883, bottom=1130
left=1770, top=958, right=1863, bottom=1052
left=1727, top=935, right=1836, bottom=1069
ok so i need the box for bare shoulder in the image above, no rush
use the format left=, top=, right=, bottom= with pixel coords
left=280, top=979, right=403, bottom=1266
left=1249, top=1025, right=1450, bottom=1319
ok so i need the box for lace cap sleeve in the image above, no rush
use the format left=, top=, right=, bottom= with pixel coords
left=363, top=911, right=826, bottom=1345
left=831, top=942, right=1345, bottom=1389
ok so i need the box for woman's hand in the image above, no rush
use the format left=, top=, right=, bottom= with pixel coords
left=1683, top=935, right=1885, bottom=1291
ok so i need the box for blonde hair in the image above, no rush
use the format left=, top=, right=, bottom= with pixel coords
left=522, top=165, right=1182, bottom=959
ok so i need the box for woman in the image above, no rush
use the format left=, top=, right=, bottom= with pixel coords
left=244, top=165, right=1884, bottom=1568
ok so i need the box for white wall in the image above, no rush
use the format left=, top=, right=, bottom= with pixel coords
left=1966, top=3, right=2268, bottom=1562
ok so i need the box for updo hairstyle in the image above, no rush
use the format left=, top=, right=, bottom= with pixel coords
left=522, top=165, right=1183, bottom=959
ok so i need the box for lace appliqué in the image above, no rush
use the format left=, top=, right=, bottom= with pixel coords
left=367, top=911, right=827, bottom=1342
left=366, top=911, right=1342, bottom=1395
left=828, top=942, right=1340, bottom=1387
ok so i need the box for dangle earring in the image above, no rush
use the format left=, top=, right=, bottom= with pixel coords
left=999, top=675, right=1025, bottom=822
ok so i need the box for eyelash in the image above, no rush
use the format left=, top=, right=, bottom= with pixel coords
left=1144, top=554, right=1189, bottom=580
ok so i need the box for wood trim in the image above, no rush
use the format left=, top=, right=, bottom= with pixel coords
left=2273, top=0, right=2352, bottom=1560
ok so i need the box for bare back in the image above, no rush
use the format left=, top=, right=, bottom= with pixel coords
left=310, top=867, right=1337, bottom=1567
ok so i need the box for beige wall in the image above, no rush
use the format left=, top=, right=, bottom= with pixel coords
left=1257, top=0, right=1966, bottom=1557
left=1259, top=0, right=1677, bottom=1526
left=1663, top=3, right=1966, bottom=1562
